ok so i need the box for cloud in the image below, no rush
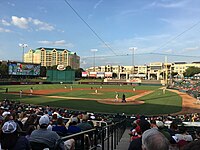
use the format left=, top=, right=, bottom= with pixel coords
left=164, top=49, right=172, bottom=53
left=11, top=16, right=29, bottom=29
left=29, top=18, right=54, bottom=31
left=7, top=2, right=15, bottom=7
left=0, top=27, right=11, bottom=32
left=184, top=46, right=199, bottom=51
left=94, top=0, right=103, bottom=9
left=1, top=19, right=11, bottom=26
left=119, top=10, right=138, bottom=16
left=38, top=40, right=74, bottom=47
left=4, top=16, right=54, bottom=31
left=144, top=0, right=187, bottom=9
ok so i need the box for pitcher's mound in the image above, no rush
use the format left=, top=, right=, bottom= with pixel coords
left=97, top=100, right=144, bottom=105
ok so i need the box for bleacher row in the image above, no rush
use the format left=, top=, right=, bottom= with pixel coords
left=0, top=99, right=126, bottom=150
left=0, top=99, right=200, bottom=150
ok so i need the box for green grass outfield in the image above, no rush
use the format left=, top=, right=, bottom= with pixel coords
left=0, top=84, right=182, bottom=115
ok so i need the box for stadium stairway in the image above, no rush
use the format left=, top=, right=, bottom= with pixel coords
left=115, top=128, right=130, bottom=150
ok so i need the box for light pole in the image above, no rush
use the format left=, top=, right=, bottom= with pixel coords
left=129, top=47, right=137, bottom=74
left=19, top=43, right=28, bottom=62
left=91, top=49, right=98, bottom=72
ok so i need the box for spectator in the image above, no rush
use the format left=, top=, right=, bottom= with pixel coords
left=128, top=120, right=151, bottom=150
left=0, top=120, right=30, bottom=150
left=175, top=126, right=193, bottom=142
left=142, top=128, right=169, bottom=150
left=68, top=117, right=81, bottom=134
left=182, top=140, right=200, bottom=150
left=77, top=115, right=93, bottom=131
left=174, top=126, right=193, bottom=149
left=23, top=114, right=38, bottom=130
left=29, top=115, right=65, bottom=149
left=52, top=117, right=68, bottom=136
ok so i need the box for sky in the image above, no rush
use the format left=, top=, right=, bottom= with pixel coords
left=0, top=0, right=200, bottom=69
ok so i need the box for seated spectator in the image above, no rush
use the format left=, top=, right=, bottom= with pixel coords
left=175, top=126, right=193, bottom=149
left=0, top=120, right=30, bottom=150
left=131, top=126, right=142, bottom=141
left=18, top=112, right=28, bottom=125
left=128, top=120, right=151, bottom=150
left=129, top=122, right=137, bottom=141
left=175, top=126, right=193, bottom=142
left=77, top=115, right=93, bottom=131
left=150, top=120, right=158, bottom=129
left=29, top=115, right=65, bottom=149
left=23, top=114, right=38, bottom=131
left=52, top=117, right=68, bottom=136
left=167, top=121, right=178, bottom=136
left=68, top=117, right=81, bottom=134
left=194, top=128, right=200, bottom=141
left=25, top=125, right=36, bottom=140
left=51, top=113, right=58, bottom=126
left=142, top=128, right=169, bottom=150
left=182, top=140, right=200, bottom=150
left=156, top=121, right=175, bottom=144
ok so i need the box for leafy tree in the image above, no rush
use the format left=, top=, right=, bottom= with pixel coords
left=75, top=68, right=85, bottom=78
left=66, top=66, right=72, bottom=70
left=171, top=72, right=178, bottom=78
left=112, top=73, right=117, bottom=78
left=183, top=66, right=200, bottom=77
left=0, top=63, right=8, bottom=77
left=51, top=65, right=57, bottom=70
left=40, top=66, right=47, bottom=77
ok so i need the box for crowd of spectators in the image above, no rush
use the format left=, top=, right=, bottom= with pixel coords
left=0, top=99, right=118, bottom=150
left=1, top=98, right=200, bottom=150
left=169, top=79, right=200, bottom=99
left=128, top=115, right=200, bottom=150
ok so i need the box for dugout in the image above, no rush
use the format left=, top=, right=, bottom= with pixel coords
left=46, top=70, right=75, bottom=83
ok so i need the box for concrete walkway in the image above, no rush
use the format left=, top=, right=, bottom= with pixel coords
left=115, top=128, right=130, bottom=150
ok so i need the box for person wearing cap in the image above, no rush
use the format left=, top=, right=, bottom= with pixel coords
left=29, top=115, right=65, bottom=149
left=0, top=120, right=30, bottom=150
left=68, top=117, right=81, bottom=134
left=156, top=121, right=175, bottom=144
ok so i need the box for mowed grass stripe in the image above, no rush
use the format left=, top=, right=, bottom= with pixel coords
left=0, top=84, right=182, bottom=115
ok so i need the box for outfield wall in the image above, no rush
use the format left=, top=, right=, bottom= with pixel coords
left=46, top=70, right=75, bottom=82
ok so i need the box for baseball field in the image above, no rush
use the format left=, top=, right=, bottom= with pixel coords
left=0, top=83, right=197, bottom=115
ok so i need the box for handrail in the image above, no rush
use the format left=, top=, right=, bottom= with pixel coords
left=60, top=120, right=126, bottom=150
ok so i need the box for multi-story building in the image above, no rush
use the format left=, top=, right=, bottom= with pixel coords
left=24, top=47, right=80, bottom=69
left=171, top=62, right=200, bottom=76
left=85, top=61, right=200, bottom=80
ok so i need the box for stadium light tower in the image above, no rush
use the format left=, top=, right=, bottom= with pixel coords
left=129, top=47, right=137, bottom=74
left=91, top=49, right=98, bottom=72
left=19, top=43, right=28, bottom=62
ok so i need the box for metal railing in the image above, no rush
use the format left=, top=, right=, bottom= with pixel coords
left=61, top=120, right=126, bottom=150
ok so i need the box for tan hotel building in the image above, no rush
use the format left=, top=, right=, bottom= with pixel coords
left=24, top=47, right=80, bottom=69
left=86, top=62, right=200, bottom=80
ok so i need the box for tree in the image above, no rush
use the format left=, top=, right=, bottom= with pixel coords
left=183, top=66, right=200, bottom=77
left=112, top=73, right=117, bottom=78
left=51, top=65, right=57, bottom=70
left=0, top=63, right=8, bottom=78
left=40, top=66, right=47, bottom=77
left=171, top=72, right=178, bottom=78
left=66, top=66, right=72, bottom=70
left=75, top=68, right=85, bottom=78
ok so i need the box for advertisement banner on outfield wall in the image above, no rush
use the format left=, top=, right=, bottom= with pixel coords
left=82, top=72, right=88, bottom=77
left=89, top=72, right=97, bottom=77
left=105, top=72, right=112, bottom=77
left=97, top=72, right=104, bottom=78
